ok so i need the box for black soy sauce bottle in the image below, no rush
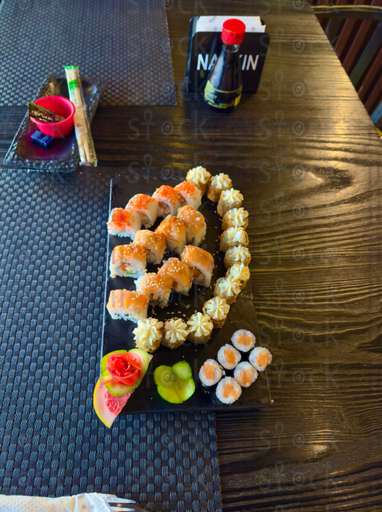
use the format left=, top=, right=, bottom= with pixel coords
left=204, top=19, right=246, bottom=109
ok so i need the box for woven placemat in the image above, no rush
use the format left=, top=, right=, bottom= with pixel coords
left=0, top=0, right=176, bottom=106
left=0, top=169, right=222, bottom=512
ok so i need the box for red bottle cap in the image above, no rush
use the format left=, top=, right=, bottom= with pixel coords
left=221, top=19, right=246, bottom=45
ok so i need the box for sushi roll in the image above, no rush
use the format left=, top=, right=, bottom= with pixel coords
left=107, top=207, right=142, bottom=238
left=216, top=377, right=242, bottom=405
left=186, top=166, right=211, bottom=196
left=174, top=181, right=202, bottom=210
left=152, top=185, right=183, bottom=217
left=133, top=230, right=166, bottom=265
left=181, top=246, right=214, bottom=288
left=158, top=258, right=192, bottom=296
left=162, top=317, right=189, bottom=349
left=106, top=289, right=148, bottom=323
left=187, top=312, right=214, bottom=345
left=217, top=188, right=244, bottom=217
left=217, top=344, right=241, bottom=370
left=133, top=317, right=164, bottom=353
left=206, top=173, right=232, bottom=202
left=109, top=244, right=147, bottom=279
left=202, top=297, right=230, bottom=329
left=126, top=194, right=159, bottom=228
left=234, top=362, right=258, bottom=388
left=231, top=329, right=256, bottom=352
left=155, top=215, right=187, bottom=254
left=226, top=263, right=250, bottom=290
left=249, top=347, right=272, bottom=372
left=199, top=359, right=225, bottom=387
left=224, top=246, right=251, bottom=270
left=177, top=205, right=207, bottom=246
left=135, top=273, right=174, bottom=308
left=220, top=227, right=249, bottom=253
left=222, top=207, right=249, bottom=231
left=213, top=276, right=241, bottom=305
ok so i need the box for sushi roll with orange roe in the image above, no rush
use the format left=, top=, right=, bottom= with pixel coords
left=158, top=258, right=192, bottom=296
left=199, top=359, right=225, bottom=387
left=216, top=377, right=242, bottom=405
left=106, top=289, right=148, bottom=323
left=136, top=273, right=174, bottom=308
left=152, top=185, right=183, bottom=217
left=181, top=246, right=214, bottom=288
left=133, top=230, right=166, bottom=265
left=217, top=344, right=241, bottom=370
left=155, top=215, right=187, bottom=254
left=107, top=207, right=142, bottom=239
left=174, top=181, right=202, bottom=210
left=234, top=362, right=258, bottom=388
left=177, top=206, right=207, bottom=246
left=109, top=244, right=146, bottom=279
left=249, top=347, right=272, bottom=372
left=231, top=329, right=256, bottom=353
left=126, top=194, right=159, bottom=228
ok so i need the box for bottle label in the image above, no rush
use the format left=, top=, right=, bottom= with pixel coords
left=204, top=80, right=242, bottom=109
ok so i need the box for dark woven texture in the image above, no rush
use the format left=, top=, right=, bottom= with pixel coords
left=0, top=169, right=222, bottom=512
left=0, top=0, right=176, bottom=107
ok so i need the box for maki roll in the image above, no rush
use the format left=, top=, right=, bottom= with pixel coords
left=217, top=188, right=244, bottom=217
left=162, top=317, right=189, bottom=349
left=220, top=227, right=249, bottom=252
left=155, top=215, right=187, bottom=254
left=226, top=263, right=250, bottom=290
left=207, top=173, right=232, bottom=202
left=216, top=377, right=242, bottom=405
left=187, top=312, right=214, bottom=344
left=181, top=246, right=214, bottom=288
left=107, top=207, right=142, bottom=238
left=222, top=207, right=249, bottom=230
left=133, top=230, right=166, bottom=265
left=174, top=181, right=202, bottom=210
left=152, top=185, right=183, bottom=217
left=158, top=257, right=192, bottom=296
left=135, top=273, right=174, bottom=308
left=249, top=347, right=272, bottom=372
left=224, top=246, right=251, bottom=270
left=110, top=244, right=147, bottom=279
left=199, top=359, right=225, bottom=387
left=106, top=289, right=148, bottom=323
left=177, top=205, right=207, bottom=246
left=133, top=317, right=164, bottom=353
left=217, top=344, right=241, bottom=370
left=213, top=276, right=241, bottom=305
left=202, top=297, right=230, bottom=329
left=231, top=329, right=256, bottom=352
left=126, top=194, right=159, bottom=228
left=234, top=362, right=258, bottom=388
left=186, top=166, right=211, bottom=195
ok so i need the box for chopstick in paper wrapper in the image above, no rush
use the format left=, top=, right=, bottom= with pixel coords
left=65, top=66, right=97, bottom=166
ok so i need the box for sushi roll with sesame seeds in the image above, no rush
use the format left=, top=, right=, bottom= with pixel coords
left=199, top=359, right=225, bottom=387
left=106, top=289, right=149, bottom=323
left=155, top=215, right=187, bottom=254
left=220, top=227, right=249, bottom=253
left=107, top=207, right=142, bottom=239
left=109, top=244, right=147, bottom=279
left=186, top=166, right=211, bottom=196
left=234, top=362, right=258, bottom=388
left=135, top=273, right=174, bottom=308
left=158, top=258, right=192, bottom=296
left=133, top=230, right=166, bottom=265
left=126, top=194, right=159, bottom=228
left=231, top=329, right=256, bottom=353
left=249, top=347, right=272, bottom=372
left=152, top=185, right=183, bottom=217
left=206, top=173, right=232, bottom=202
left=217, top=344, right=241, bottom=370
left=181, top=246, right=214, bottom=288
left=217, top=188, right=244, bottom=217
left=177, top=205, right=207, bottom=246
left=174, top=181, right=202, bottom=210
left=216, top=377, right=242, bottom=405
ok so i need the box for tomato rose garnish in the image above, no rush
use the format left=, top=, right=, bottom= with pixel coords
left=105, top=352, right=142, bottom=386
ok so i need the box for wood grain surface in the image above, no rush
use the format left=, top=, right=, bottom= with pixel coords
left=1, top=0, right=381, bottom=510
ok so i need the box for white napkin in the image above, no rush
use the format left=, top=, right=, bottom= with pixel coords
left=0, top=493, right=113, bottom=512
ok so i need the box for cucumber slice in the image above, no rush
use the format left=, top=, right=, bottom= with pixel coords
left=157, top=385, right=182, bottom=404
left=128, top=348, right=150, bottom=373
left=154, top=361, right=195, bottom=404
left=102, top=370, right=137, bottom=397
left=172, top=361, right=193, bottom=381
left=154, top=366, right=177, bottom=388
left=177, top=379, right=195, bottom=402
left=101, top=348, right=150, bottom=397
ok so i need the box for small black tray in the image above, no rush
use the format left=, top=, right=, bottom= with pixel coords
left=102, top=178, right=273, bottom=413
left=3, top=74, right=106, bottom=173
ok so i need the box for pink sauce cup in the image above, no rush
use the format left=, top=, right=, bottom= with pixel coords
left=30, top=95, right=75, bottom=138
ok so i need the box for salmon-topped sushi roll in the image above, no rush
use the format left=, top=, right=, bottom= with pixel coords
left=199, top=359, right=225, bottom=387
left=155, top=215, right=187, bottom=254
left=106, top=289, right=148, bottom=323
left=217, top=344, right=241, bottom=370
left=133, top=230, right=166, bottom=265
left=216, top=377, right=242, bottom=405
left=152, top=185, right=183, bottom=217
left=231, top=329, right=256, bottom=352
left=180, top=246, right=214, bottom=288
left=107, top=207, right=142, bottom=239
left=126, top=194, right=159, bottom=228
left=177, top=205, right=207, bottom=246
left=135, top=273, right=174, bottom=308
left=249, top=347, right=272, bottom=372
left=158, top=258, right=192, bottom=296
left=174, top=181, right=202, bottom=210
left=234, top=362, right=258, bottom=388
left=109, top=244, right=146, bottom=279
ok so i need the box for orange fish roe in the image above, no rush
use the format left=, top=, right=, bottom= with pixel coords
left=109, top=208, right=133, bottom=229
left=153, top=185, right=182, bottom=206
left=175, top=181, right=198, bottom=197
left=128, top=194, right=154, bottom=210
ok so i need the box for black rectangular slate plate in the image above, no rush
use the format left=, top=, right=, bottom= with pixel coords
left=102, top=178, right=273, bottom=413
left=3, top=74, right=106, bottom=173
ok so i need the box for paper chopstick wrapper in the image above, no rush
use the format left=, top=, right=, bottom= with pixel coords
left=0, top=493, right=112, bottom=512
left=65, top=66, right=97, bottom=166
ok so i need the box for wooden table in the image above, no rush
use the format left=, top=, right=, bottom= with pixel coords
left=1, top=0, right=381, bottom=510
